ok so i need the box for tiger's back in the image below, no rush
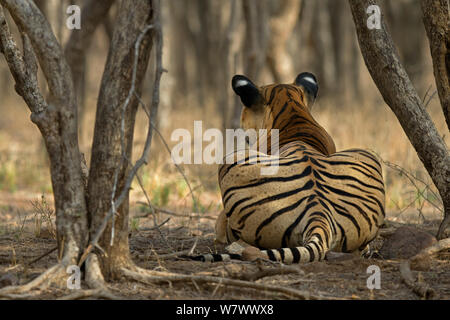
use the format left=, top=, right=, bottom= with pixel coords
left=201, top=72, right=385, bottom=264
left=219, top=141, right=385, bottom=261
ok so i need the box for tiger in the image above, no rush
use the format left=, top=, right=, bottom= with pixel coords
left=188, top=72, right=385, bottom=264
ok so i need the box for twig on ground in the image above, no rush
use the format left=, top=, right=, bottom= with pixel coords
left=0, top=264, right=65, bottom=295
left=399, top=260, right=435, bottom=299
left=410, top=238, right=450, bottom=262
left=188, top=237, right=199, bottom=255
left=27, top=246, right=58, bottom=266
left=233, top=264, right=303, bottom=282
left=136, top=203, right=216, bottom=220
left=139, top=218, right=171, bottom=231
left=57, top=288, right=121, bottom=300
left=139, top=238, right=198, bottom=261
left=0, top=292, right=34, bottom=300
left=139, top=249, right=191, bottom=261
left=121, top=267, right=338, bottom=300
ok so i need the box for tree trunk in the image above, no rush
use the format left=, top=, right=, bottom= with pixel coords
left=87, top=0, right=153, bottom=280
left=242, top=0, right=268, bottom=82
left=310, top=0, right=333, bottom=95
left=385, top=0, right=427, bottom=95
left=64, top=0, right=115, bottom=135
left=348, top=0, right=450, bottom=239
left=0, top=0, right=88, bottom=265
left=266, top=0, right=301, bottom=83
left=420, top=0, right=450, bottom=131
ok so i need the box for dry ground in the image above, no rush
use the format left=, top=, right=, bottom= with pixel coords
left=0, top=71, right=448, bottom=300
left=0, top=193, right=448, bottom=300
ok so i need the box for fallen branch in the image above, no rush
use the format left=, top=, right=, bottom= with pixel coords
left=399, top=260, right=435, bottom=299
left=138, top=249, right=192, bottom=261
left=136, top=203, right=217, bottom=220
left=26, top=246, right=57, bottom=266
left=232, top=264, right=303, bottom=282
left=0, top=292, right=33, bottom=300
left=57, top=288, right=121, bottom=300
left=121, top=267, right=338, bottom=300
left=410, top=238, right=450, bottom=262
left=139, top=238, right=198, bottom=261
left=0, top=263, right=65, bottom=295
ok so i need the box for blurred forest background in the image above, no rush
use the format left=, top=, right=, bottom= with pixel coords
left=0, top=0, right=447, bottom=226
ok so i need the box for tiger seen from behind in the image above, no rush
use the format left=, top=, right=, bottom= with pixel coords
left=191, top=72, right=385, bottom=264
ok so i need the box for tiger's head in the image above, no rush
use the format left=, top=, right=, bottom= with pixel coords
left=231, top=73, right=336, bottom=156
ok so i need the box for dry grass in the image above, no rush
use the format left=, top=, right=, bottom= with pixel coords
left=0, top=84, right=447, bottom=225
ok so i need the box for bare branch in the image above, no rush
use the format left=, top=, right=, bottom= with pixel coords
left=64, top=0, right=115, bottom=113
left=0, top=0, right=75, bottom=107
left=0, top=6, right=46, bottom=115
left=136, top=203, right=216, bottom=221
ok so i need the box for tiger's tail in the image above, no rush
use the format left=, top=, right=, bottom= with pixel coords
left=181, top=236, right=328, bottom=264
left=180, top=253, right=242, bottom=262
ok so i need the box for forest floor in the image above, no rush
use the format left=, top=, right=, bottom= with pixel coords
left=0, top=191, right=448, bottom=300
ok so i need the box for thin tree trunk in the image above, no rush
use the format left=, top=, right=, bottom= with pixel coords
left=242, top=0, right=268, bottom=82
left=87, top=0, right=153, bottom=280
left=348, top=0, right=450, bottom=239
left=0, top=0, right=88, bottom=264
left=221, top=0, right=242, bottom=129
left=385, top=0, right=427, bottom=94
left=64, top=0, right=115, bottom=135
left=420, top=0, right=450, bottom=131
left=311, top=0, right=333, bottom=95
left=266, top=0, right=301, bottom=83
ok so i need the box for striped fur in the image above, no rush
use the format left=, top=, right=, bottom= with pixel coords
left=191, top=75, right=385, bottom=264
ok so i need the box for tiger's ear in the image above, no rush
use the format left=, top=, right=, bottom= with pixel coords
left=232, top=75, right=264, bottom=108
left=295, top=72, right=318, bottom=105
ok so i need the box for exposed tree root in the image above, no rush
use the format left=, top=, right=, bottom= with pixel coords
left=0, top=292, right=34, bottom=300
left=0, top=253, right=124, bottom=300
left=120, top=266, right=339, bottom=300
left=57, top=288, right=121, bottom=300
left=0, top=264, right=66, bottom=297
left=57, top=253, right=122, bottom=300
left=85, top=253, right=108, bottom=289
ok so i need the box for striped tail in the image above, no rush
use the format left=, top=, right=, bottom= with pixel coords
left=261, top=244, right=325, bottom=264
left=181, top=237, right=326, bottom=264
left=181, top=253, right=242, bottom=262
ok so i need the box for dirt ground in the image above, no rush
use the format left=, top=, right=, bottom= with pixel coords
left=0, top=192, right=448, bottom=300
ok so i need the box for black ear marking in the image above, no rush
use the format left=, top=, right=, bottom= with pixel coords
left=232, top=75, right=263, bottom=108
left=295, top=72, right=319, bottom=100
